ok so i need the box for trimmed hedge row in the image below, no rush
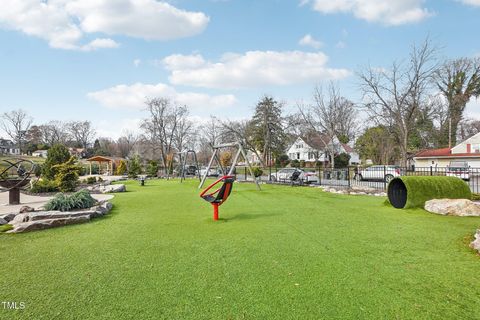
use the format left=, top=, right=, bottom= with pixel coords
left=387, top=176, right=471, bottom=209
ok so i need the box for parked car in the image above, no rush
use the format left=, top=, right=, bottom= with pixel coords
left=184, top=165, right=198, bottom=176
left=446, top=161, right=470, bottom=180
left=355, top=165, right=401, bottom=183
left=270, top=168, right=319, bottom=184
left=199, top=167, right=221, bottom=177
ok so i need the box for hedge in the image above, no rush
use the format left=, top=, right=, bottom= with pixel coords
left=387, top=176, right=472, bottom=209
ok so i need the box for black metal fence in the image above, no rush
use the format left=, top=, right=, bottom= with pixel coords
left=232, top=166, right=480, bottom=193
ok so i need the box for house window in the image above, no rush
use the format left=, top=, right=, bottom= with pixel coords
left=472, top=144, right=480, bottom=153
left=295, top=144, right=303, bottom=149
left=297, top=153, right=300, bottom=160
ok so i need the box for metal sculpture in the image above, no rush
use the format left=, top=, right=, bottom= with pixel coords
left=0, top=158, right=36, bottom=205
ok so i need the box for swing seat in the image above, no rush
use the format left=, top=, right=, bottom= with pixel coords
left=199, top=176, right=235, bottom=220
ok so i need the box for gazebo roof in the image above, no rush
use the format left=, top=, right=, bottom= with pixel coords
left=86, top=156, right=114, bottom=162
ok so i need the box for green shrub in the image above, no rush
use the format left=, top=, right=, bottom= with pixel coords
left=472, top=193, right=480, bottom=201
left=387, top=176, right=472, bottom=209
left=30, top=179, right=59, bottom=193
left=299, top=160, right=306, bottom=168
left=291, top=159, right=300, bottom=168
left=43, top=144, right=71, bottom=179
left=86, top=176, right=97, bottom=184
left=44, top=189, right=97, bottom=212
left=252, top=167, right=263, bottom=177
left=0, top=224, right=13, bottom=232
left=53, top=157, right=82, bottom=192
left=146, top=160, right=159, bottom=177
left=128, top=155, right=142, bottom=178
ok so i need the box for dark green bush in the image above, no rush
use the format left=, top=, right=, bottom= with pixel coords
left=291, top=159, right=300, bottom=168
left=86, top=176, right=97, bottom=184
left=44, top=189, right=97, bottom=212
left=146, top=160, right=159, bottom=177
left=299, top=160, right=306, bottom=168
left=42, top=144, right=71, bottom=179
left=472, top=193, right=480, bottom=201
left=128, top=155, right=142, bottom=178
left=387, top=176, right=472, bottom=209
left=30, top=179, right=59, bottom=193
left=251, top=167, right=263, bottom=177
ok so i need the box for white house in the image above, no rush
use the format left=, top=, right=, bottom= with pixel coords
left=286, top=133, right=360, bottom=166
left=32, top=150, right=48, bottom=158
left=414, top=132, right=480, bottom=167
left=0, top=139, right=20, bottom=155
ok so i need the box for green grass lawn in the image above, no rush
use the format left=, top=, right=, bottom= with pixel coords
left=1, top=180, right=480, bottom=319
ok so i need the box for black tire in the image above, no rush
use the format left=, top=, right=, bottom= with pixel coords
left=270, top=175, right=277, bottom=182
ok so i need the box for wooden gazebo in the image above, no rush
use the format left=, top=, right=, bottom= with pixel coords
left=86, top=156, right=122, bottom=175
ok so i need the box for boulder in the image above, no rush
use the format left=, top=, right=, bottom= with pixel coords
left=424, top=199, right=480, bottom=217
left=8, top=215, right=90, bottom=233
left=19, top=206, right=35, bottom=213
left=11, top=213, right=29, bottom=223
left=100, top=184, right=126, bottom=193
left=471, top=230, right=480, bottom=253
left=28, top=210, right=97, bottom=221
left=0, top=213, right=16, bottom=222
left=0, top=218, right=7, bottom=225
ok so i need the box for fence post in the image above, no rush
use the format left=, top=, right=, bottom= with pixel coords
left=383, top=165, right=387, bottom=190
left=244, top=167, right=247, bottom=181
left=430, top=166, right=433, bottom=176
left=347, top=167, right=351, bottom=189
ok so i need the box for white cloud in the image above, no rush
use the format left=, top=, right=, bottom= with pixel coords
left=95, top=118, right=143, bottom=140
left=133, top=59, right=141, bottom=67
left=460, top=0, right=480, bottom=6
left=299, top=34, right=323, bottom=49
left=305, top=0, right=432, bottom=25
left=162, top=50, right=351, bottom=89
left=0, top=0, right=209, bottom=50
left=87, top=82, right=237, bottom=110
left=465, top=98, right=480, bottom=119
left=336, top=41, right=347, bottom=49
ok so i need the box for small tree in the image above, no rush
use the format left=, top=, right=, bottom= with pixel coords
left=146, top=160, right=159, bottom=177
left=128, top=155, right=142, bottom=178
left=334, top=153, right=351, bottom=168
left=116, top=160, right=127, bottom=175
left=43, top=144, right=71, bottom=179
left=53, top=157, right=82, bottom=192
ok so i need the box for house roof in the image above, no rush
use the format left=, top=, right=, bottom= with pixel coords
left=415, top=147, right=480, bottom=159
left=301, top=133, right=331, bottom=150
left=341, top=143, right=354, bottom=153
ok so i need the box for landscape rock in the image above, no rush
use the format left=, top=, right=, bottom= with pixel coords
left=11, top=213, right=29, bottom=223
left=100, top=184, right=126, bottom=193
left=470, top=230, right=480, bottom=253
left=0, top=218, right=7, bottom=225
left=8, top=215, right=91, bottom=233
left=424, top=199, right=480, bottom=216
left=0, top=213, right=16, bottom=222
left=19, top=206, right=35, bottom=213
left=28, top=210, right=97, bottom=221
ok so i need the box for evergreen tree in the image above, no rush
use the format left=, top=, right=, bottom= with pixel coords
left=43, top=144, right=71, bottom=179
left=249, top=96, right=286, bottom=165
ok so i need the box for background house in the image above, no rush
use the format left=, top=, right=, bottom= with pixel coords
left=32, top=150, right=48, bottom=157
left=286, top=133, right=360, bottom=166
left=414, top=132, right=480, bottom=167
left=0, top=138, right=20, bottom=156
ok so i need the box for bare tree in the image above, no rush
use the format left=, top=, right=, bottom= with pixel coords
left=68, top=121, right=96, bottom=149
left=38, top=121, right=69, bottom=146
left=358, top=39, right=437, bottom=166
left=141, top=98, right=190, bottom=172
left=434, top=57, right=480, bottom=146
left=116, top=131, right=139, bottom=158
left=296, top=84, right=358, bottom=167
left=1, top=109, right=33, bottom=153
left=458, top=118, right=480, bottom=141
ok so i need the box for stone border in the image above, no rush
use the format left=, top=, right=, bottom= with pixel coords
left=318, top=186, right=387, bottom=197
left=0, top=201, right=113, bottom=233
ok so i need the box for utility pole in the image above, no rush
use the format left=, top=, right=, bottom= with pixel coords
left=448, top=117, right=452, bottom=149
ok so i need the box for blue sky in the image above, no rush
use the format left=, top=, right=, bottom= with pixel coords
left=0, top=0, right=479, bottom=138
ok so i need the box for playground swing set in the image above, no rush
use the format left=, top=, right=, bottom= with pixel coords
left=199, top=141, right=261, bottom=221
left=167, top=150, right=201, bottom=182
